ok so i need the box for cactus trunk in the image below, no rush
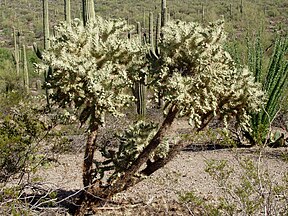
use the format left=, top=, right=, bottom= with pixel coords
left=135, top=22, right=147, bottom=117
left=22, top=44, right=29, bottom=93
left=43, top=0, right=50, bottom=50
left=82, top=0, right=95, bottom=26
left=13, top=27, right=20, bottom=76
left=155, top=13, right=161, bottom=55
left=64, top=0, right=71, bottom=25
left=161, top=0, right=167, bottom=27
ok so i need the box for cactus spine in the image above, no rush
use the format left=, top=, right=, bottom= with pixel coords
left=22, top=44, right=29, bottom=93
left=82, top=0, right=95, bottom=26
left=64, top=0, right=71, bottom=25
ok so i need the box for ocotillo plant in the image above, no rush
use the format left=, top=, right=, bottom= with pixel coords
left=64, top=0, right=71, bottom=25
left=22, top=44, right=29, bottom=93
left=82, top=0, right=95, bottom=26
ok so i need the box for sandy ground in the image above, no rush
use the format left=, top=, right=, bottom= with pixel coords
left=32, top=146, right=288, bottom=215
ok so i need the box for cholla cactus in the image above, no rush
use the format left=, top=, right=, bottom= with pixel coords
left=36, top=16, right=264, bottom=214
left=94, top=121, right=169, bottom=185
left=36, top=17, right=146, bottom=188
left=150, top=19, right=264, bottom=131
left=37, top=17, right=146, bottom=126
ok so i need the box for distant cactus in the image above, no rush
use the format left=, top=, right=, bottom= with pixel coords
left=229, top=3, right=232, bottom=20
left=64, top=0, right=71, bottom=25
left=148, top=12, right=155, bottom=54
left=82, top=0, right=95, bottom=26
left=43, top=0, right=50, bottom=50
left=135, top=22, right=147, bottom=117
left=201, top=3, right=205, bottom=23
left=13, top=27, right=20, bottom=76
left=22, top=44, right=29, bottom=93
left=240, top=0, right=243, bottom=14
left=155, top=13, right=161, bottom=55
left=161, top=0, right=167, bottom=27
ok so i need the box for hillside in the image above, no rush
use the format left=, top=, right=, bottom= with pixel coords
left=0, top=0, right=287, bottom=49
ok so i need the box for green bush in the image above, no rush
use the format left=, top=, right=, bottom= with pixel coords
left=0, top=102, right=46, bottom=183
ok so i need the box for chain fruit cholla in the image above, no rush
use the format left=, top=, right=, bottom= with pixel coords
left=36, top=16, right=264, bottom=215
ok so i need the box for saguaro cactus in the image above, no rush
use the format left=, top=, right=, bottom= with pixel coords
left=161, top=0, right=167, bottom=27
left=155, top=13, right=161, bottom=55
left=149, top=12, right=155, bottom=54
left=135, top=22, right=147, bottom=117
left=201, top=3, right=205, bottom=23
left=82, top=0, right=95, bottom=26
left=64, top=0, right=71, bottom=25
left=13, top=27, right=20, bottom=76
left=22, top=44, right=29, bottom=93
left=43, top=0, right=50, bottom=50
left=240, top=0, right=243, bottom=14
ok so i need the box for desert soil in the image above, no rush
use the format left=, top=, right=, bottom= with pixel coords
left=33, top=146, right=288, bottom=215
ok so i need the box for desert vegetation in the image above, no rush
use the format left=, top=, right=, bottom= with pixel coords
left=0, top=0, right=287, bottom=215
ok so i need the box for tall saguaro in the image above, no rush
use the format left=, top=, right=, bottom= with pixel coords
left=161, top=0, right=167, bottom=27
left=22, top=44, right=29, bottom=93
left=43, top=0, right=50, bottom=50
left=82, top=0, right=95, bottom=26
left=64, top=0, right=71, bottom=24
left=13, top=27, right=20, bottom=76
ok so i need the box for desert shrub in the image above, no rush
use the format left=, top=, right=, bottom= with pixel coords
left=0, top=60, right=21, bottom=93
left=180, top=156, right=288, bottom=215
left=0, top=101, right=46, bottom=183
